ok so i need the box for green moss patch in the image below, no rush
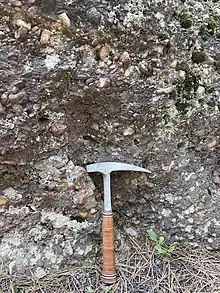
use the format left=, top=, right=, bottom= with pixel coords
left=191, top=51, right=206, bottom=63
left=177, top=8, right=193, bottom=29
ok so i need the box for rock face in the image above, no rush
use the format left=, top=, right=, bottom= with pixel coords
left=0, top=0, right=220, bottom=273
left=0, top=156, right=100, bottom=275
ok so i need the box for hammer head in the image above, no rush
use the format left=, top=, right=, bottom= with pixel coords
left=86, top=162, right=151, bottom=175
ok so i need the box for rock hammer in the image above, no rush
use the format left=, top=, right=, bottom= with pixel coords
left=86, top=162, right=151, bottom=284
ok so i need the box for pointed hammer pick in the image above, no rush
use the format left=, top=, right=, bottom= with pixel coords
left=86, top=162, right=151, bottom=284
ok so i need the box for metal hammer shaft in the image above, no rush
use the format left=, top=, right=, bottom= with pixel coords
left=103, top=174, right=112, bottom=211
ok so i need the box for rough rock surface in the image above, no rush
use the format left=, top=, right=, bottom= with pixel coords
left=0, top=156, right=101, bottom=275
left=1, top=0, right=220, bottom=273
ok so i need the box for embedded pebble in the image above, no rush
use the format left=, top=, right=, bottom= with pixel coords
left=0, top=31, right=5, bottom=38
left=120, top=51, right=131, bottom=67
left=125, top=227, right=138, bottom=237
left=75, top=246, right=85, bottom=256
left=124, top=66, right=135, bottom=77
left=90, top=208, right=97, bottom=214
left=0, top=103, right=5, bottom=114
left=28, top=6, right=38, bottom=14
left=58, top=13, right=71, bottom=28
left=35, top=267, right=47, bottom=279
left=0, top=197, right=8, bottom=206
left=48, top=182, right=57, bottom=191
left=185, top=225, right=192, bottom=233
left=169, top=60, right=178, bottom=69
left=15, top=26, right=28, bottom=39
left=51, top=122, right=67, bottom=136
left=207, top=140, right=218, bottom=148
left=154, top=45, right=164, bottom=54
left=160, top=39, right=170, bottom=46
left=213, top=175, right=220, bottom=185
left=15, top=19, right=31, bottom=30
left=8, top=90, right=26, bottom=105
left=165, top=99, right=175, bottom=108
left=3, top=187, right=22, bottom=200
left=196, top=86, right=205, bottom=96
left=213, top=8, right=220, bottom=17
left=0, top=24, right=9, bottom=32
left=10, top=0, right=22, bottom=7
left=188, top=218, right=194, bottom=224
left=12, top=104, right=23, bottom=115
left=99, top=45, right=109, bottom=60
left=98, top=77, right=110, bottom=88
left=31, top=26, right=39, bottom=33
left=86, top=7, right=101, bottom=23
left=156, top=87, right=174, bottom=94
left=123, top=126, right=134, bottom=136
left=45, top=54, right=60, bottom=70
left=161, top=208, right=171, bottom=217
left=184, top=205, right=195, bottom=215
left=40, top=29, right=51, bottom=45
left=78, top=211, right=89, bottom=219
left=204, top=56, right=216, bottom=65
left=139, top=198, right=146, bottom=204
left=90, top=123, right=99, bottom=131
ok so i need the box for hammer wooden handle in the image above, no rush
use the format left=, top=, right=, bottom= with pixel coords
left=102, top=212, right=116, bottom=284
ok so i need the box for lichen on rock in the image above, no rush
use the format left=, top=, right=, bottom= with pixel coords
left=0, top=155, right=100, bottom=274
